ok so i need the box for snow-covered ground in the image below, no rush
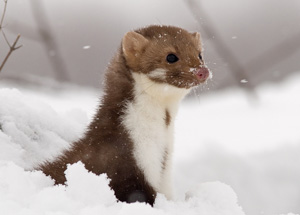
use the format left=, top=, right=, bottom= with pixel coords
left=0, top=73, right=300, bottom=215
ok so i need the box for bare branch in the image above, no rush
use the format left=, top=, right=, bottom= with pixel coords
left=0, top=0, right=8, bottom=29
left=11, top=34, right=21, bottom=50
left=0, top=34, right=21, bottom=72
left=1, top=29, right=11, bottom=47
left=0, top=0, right=22, bottom=73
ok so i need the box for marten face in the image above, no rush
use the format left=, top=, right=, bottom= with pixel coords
left=122, top=25, right=211, bottom=89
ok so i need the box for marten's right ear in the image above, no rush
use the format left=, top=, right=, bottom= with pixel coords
left=122, top=32, right=148, bottom=59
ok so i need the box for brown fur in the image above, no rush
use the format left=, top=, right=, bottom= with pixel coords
left=40, top=49, right=156, bottom=205
left=40, top=25, right=208, bottom=206
left=124, top=25, right=205, bottom=89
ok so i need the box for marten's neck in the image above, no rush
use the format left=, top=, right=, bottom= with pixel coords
left=132, top=72, right=190, bottom=106
left=87, top=52, right=134, bottom=132
left=102, top=52, right=135, bottom=109
left=121, top=72, right=190, bottom=198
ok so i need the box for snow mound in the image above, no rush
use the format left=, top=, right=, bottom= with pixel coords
left=0, top=88, right=246, bottom=214
left=64, top=162, right=116, bottom=206
left=156, top=181, right=245, bottom=215
left=0, top=88, right=87, bottom=169
left=0, top=161, right=246, bottom=215
left=186, top=182, right=243, bottom=215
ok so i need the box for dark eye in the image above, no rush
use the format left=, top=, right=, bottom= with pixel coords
left=199, top=53, right=203, bottom=60
left=166, top=54, right=179, bottom=63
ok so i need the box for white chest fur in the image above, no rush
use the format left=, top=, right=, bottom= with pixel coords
left=121, top=72, right=189, bottom=199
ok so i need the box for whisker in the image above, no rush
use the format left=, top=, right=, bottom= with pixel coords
left=192, top=87, right=201, bottom=104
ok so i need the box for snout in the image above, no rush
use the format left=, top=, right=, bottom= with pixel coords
left=193, top=66, right=210, bottom=82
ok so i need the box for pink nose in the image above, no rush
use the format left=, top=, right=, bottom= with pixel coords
left=194, top=67, right=210, bottom=82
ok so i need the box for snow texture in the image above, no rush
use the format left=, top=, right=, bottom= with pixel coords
left=0, top=88, right=245, bottom=215
left=0, top=161, right=244, bottom=215
left=1, top=73, right=300, bottom=215
left=0, top=88, right=87, bottom=169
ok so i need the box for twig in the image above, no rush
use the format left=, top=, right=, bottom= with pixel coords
left=0, top=0, right=8, bottom=29
left=0, top=0, right=22, bottom=73
left=2, top=28, right=11, bottom=46
left=0, top=34, right=22, bottom=72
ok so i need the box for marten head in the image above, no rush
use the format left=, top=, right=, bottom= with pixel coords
left=122, top=25, right=211, bottom=89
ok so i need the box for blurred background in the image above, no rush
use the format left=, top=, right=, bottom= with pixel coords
left=1, top=0, right=300, bottom=215
left=1, top=0, right=299, bottom=91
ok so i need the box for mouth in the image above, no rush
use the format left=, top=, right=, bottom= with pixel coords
left=165, top=66, right=211, bottom=89
left=148, top=66, right=212, bottom=89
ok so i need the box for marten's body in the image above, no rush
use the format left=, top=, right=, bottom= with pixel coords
left=40, top=25, right=210, bottom=205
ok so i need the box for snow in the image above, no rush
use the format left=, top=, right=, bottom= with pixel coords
left=0, top=161, right=244, bottom=215
left=0, top=88, right=87, bottom=169
left=1, top=73, right=300, bottom=215
left=189, top=68, right=196, bottom=73
left=83, top=45, right=91, bottom=50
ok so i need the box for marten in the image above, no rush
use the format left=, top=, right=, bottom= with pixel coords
left=40, top=25, right=211, bottom=206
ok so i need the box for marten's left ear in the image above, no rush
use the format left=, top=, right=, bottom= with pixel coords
left=191, top=32, right=202, bottom=50
left=122, top=31, right=149, bottom=58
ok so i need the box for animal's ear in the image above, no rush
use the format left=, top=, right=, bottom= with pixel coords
left=122, top=31, right=149, bottom=58
left=191, top=32, right=202, bottom=50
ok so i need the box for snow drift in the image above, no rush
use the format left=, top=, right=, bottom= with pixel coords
left=0, top=88, right=246, bottom=215
left=0, top=161, right=245, bottom=215
left=1, top=72, right=300, bottom=214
